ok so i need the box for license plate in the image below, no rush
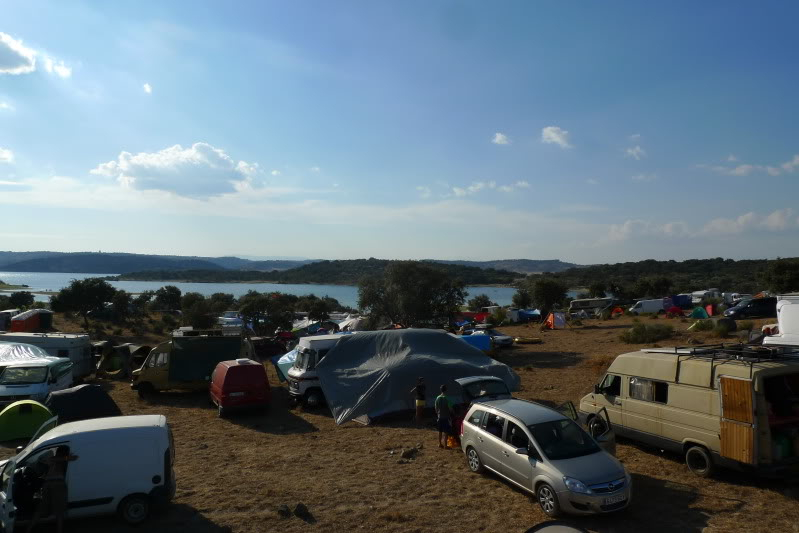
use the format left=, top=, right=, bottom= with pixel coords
left=603, top=494, right=626, bottom=505
left=230, top=392, right=245, bottom=397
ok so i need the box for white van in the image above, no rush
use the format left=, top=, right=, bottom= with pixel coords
left=0, top=415, right=175, bottom=531
left=763, top=296, right=799, bottom=347
left=691, top=289, right=721, bottom=305
left=286, top=334, right=347, bottom=406
left=0, top=310, right=21, bottom=331
left=0, top=356, right=73, bottom=407
left=0, top=333, right=92, bottom=379
left=628, top=298, right=671, bottom=315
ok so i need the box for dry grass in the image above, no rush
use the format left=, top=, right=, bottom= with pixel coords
left=1, top=315, right=796, bottom=533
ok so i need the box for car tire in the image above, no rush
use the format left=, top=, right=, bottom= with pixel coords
left=305, top=390, right=323, bottom=408
left=137, top=382, right=154, bottom=399
left=466, top=446, right=484, bottom=474
left=118, top=494, right=150, bottom=525
left=685, top=445, right=714, bottom=477
left=536, top=482, right=561, bottom=517
left=588, top=416, right=608, bottom=438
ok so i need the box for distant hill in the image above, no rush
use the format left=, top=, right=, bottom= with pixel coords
left=1, top=253, right=225, bottom=274
left=428, top=259, right=578, bottom=274
left=113, top=259, right=521, bottom=285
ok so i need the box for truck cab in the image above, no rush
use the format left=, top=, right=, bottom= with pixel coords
left=286, top=335, right=344, bottom=407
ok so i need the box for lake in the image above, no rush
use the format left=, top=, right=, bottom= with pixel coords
left=0, top=271, right=531, bottom=309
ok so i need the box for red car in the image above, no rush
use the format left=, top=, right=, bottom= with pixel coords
left=209, top=358, right=271, bottom=417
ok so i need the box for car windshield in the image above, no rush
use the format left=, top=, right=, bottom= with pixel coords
left=464, top=380, right=509, bottom=398
left=0, top=366, right=48, bottom=385
left=528, top=419, right=600, bottom=460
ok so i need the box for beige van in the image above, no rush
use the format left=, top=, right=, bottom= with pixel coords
left=579, top=345, right=799, bottom=477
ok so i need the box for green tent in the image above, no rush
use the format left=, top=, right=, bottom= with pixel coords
left=689, top=307, right=709, bottom=319
left=0, top=400, right=53, bottom=442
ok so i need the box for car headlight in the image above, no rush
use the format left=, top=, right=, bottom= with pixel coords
left=563, top=476, right=591, bottom=494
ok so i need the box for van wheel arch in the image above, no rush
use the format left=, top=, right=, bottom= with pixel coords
left=684, top=443, right=714, bottom=477
left=118, top=493, right=151, bottom=525
left=304, top=388, right=324, bottom=408
left=137, top=382, right=154, bottom=399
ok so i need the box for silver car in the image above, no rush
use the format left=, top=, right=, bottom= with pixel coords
left=460, top=399, right=631, bottom=516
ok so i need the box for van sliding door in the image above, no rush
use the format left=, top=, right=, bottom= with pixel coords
left=719, top=376, right=755, bottom=465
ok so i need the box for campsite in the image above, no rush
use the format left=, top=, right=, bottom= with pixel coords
left=3, top=311, right=799, bottom=533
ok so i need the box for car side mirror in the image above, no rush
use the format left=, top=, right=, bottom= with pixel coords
left=15, top=446, right=23, bottom=454
left=515, top=447, right=528, bottom=455
left=594, top=384, right=601, bottom=394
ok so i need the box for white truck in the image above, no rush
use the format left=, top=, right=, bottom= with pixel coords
left=286, top=334, right=346, bottom=407
left=0, top=332, right=93, bottom=379
left=691, top=288, right=721, bottom=305
left=763, top=296, right=799, bottom=347
left=628, top=297, right=672, bottom=315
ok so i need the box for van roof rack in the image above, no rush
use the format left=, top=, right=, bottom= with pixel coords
left=643, top=343, right=799, bottom=386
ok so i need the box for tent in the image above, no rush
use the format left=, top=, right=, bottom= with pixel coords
left=270, top=346, right=298, bottom=382
left=666, top=306, right=684, bottom=316
left=705, top=304, right=715, bottom=317
left=44, top=384, right=121, bottom=423
left=338, top=316, right=368, bottom=332
left=316, top=329, right=521, bottom=425
left=543, top=312, right=567, bottom=330
left=690, top=307, right=709, bottom=319
left=0, top=400, right=53, bottom=441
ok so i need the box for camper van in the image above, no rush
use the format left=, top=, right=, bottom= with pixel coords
left=131, top=330, right=254, bottom=396
left=569, top=298, right=615, bottom=315
left=763, top=296, right=799, bottom=347
left=286, top=334, right=346, bottom=406
left=0, top=356, right=73, bottom=407
left=0, top=309, right=21, bottom=331
left=628, top=298, right=671, bottom=315
left=0, top=332, right=92, bottom=379
left=691, top=289, right=721, bottom=305
left=579, top=345, right=799, bottom=477
left=0, top=415, right=175, bottom=530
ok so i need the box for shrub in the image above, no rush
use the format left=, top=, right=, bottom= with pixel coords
left=648, top=313, right=659, bottom=320
left=692, top=319, right=714, bottom=332
left=599, top=309, right=612, bottom=320
left=620, top=323, right=674, bottom=344
left=161, top=314, right=178, bottom=328
left=113, top=328, right=123, bottom=336
left=738, top=320, right=755, bottom=332
left=712, top=322, right=732, bottom=338
left=572, top=319, right=583, bottom=327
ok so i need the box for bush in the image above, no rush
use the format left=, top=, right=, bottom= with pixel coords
left=738, top=320, right=755, bottom=332
left=113, top=328, right=123, bottom=336
left=161, top=314, right=178, bottom=328
left=692, top=319, right=714, bottom=332
left=599, top=309, right=612, bottom=320
left=712, top=322, right=732, bottom=338
left=620, top=323, right=674, bottom=344
left=490, top=308, right=507, bottom=325
left=648, top=313, right=659, bottom=320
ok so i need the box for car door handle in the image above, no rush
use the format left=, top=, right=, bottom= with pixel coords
left=502, top=451, right=509, bottom=457
left=478, top=436, right=483, bottom=442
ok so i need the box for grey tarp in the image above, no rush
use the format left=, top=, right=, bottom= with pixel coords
left=45, top=384, right=122, bottom=423
left=0, top=342, right=53, bottom=370
left=316, top=329, right=521, bottom=425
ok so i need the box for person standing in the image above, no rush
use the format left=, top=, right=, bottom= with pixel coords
left=27, top=446, right=78, bottom=533
left=435, top=384, right=453, bottom=449
left=410, top=377, right=426, bottom=424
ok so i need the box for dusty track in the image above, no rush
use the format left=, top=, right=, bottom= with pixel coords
left=3, top=315, right=798, bottom=532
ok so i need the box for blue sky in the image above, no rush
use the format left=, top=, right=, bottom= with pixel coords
left=1, top=1, right=798, bottom=264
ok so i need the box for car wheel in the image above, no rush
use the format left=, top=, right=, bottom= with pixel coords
left=118, top=494, right=150, bottom=525
left=588, top=416, right=608, bottom=438
left=305, top=390, right=323, bottom=408
left=137, top=382, right=154, bottom=399
left=466, top=447, right=484, bottom=474
left=536, top=483, right=560, bottom=517
left=685, top=445, right=714, bottom=477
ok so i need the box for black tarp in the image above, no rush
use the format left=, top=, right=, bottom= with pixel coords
left=44, top=384, right=122, bottom=423
left=316, top=329, right=521, bottom=425
left=169, top=335, right=242, bottom=381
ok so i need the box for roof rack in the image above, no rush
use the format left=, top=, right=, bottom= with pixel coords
left=643, top=343, right=799, bottom=387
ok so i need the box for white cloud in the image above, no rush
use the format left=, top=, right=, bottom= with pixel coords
left=702, top=208, right=796, bottom=236
left=0, top=102, right=13, bottom=111
left=586, top=178, right=599, bottom=185
left=90, top=142, right=259, bottom=198
left=625, top=145, right=646, bottom=160
left=0, top=147, right=14, bottom=163
left=0, top=33, right=36, bottom=75
left=702, top=154, right=799, bottom=177
left=491, top=132, right=510, bottom=145
left=727, top=154, right=738, bottom=162
left=782, top=155, right=799, bottom=173
left=309, top=166, right=320, bottom=173
left=498, top=185, right=513, bottom=193
left=143, top=83, right=152, bottom=94
left=271, top=169, right=281, bottom=176
left=452, top=180, right=528, bottom=196
left=631, top=173, right=656, bottom=182
left=416, top=186, right=431, bottom=199
left=514, top=180, right=530, bottom=188
left=43, top=57, right=71, bottom=78
left=629, top=134, right=641, bottom=141
left=541, top=126, right=572, bottom=149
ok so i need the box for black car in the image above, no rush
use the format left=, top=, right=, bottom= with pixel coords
left=723, top=297, right=777, bottom=319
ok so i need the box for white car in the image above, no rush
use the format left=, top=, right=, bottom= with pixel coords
left=469, top=328, right=514, bottom=347
left=217, top=311, right=243, bottom=327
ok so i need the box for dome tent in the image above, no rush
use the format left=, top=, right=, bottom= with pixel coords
left=0, top=400, right=53, bottom=441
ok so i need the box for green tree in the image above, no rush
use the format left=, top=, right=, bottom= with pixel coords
left=50, top=278, right=117, bottom=327
left=587, top=282, right=606, bottom=298
left=180, top=292, right=206, bottom=311
left=467, top=294, right=495, bottom=311
left=650, top=276, right=673, bottom=298
left=238, top=291, right=295, bottom=335
left=358, top=261, right=466, bottom=327
left=153, top=285, right=182, bottom=310
left=131, top=290, right=154, bottom=317
left=111, top=290, right=133, bottom=322
left=631, top=278, right=654, bottom=299
left=762, top=259, right=799, bottom=293
left=9, top=291, right=34, bottom=309
left=182, top=298, right=216, bottom=329
left=531, top=278, right=568, bottom=317
left=511, top=288, right=533, bottom=309
left=208, top=292, right=236, bottom=313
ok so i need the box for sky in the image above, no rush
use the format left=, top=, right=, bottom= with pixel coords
left=1, top=1, right=798, bottom=264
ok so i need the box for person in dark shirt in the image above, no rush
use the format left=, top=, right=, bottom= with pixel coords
left=435, top=385, right=453, bottom=448
left=410, top=377, right=426, bottom=424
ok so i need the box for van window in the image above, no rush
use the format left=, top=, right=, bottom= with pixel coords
left=633, top=302, right=642, bottom=309
left=505, top=421, right=529, bottom=449
left=484, top=413, right=506, bottom=438
left=601, top=374, right=621, bottom=396
left=468, top=409, right=486, bottom=426
left=148, top=352, right=169, bottom=368
left=1, top=460, right=12, bottom=493
left=629, top=377, right=668, bottom=403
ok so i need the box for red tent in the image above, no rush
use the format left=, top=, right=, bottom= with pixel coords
left=666, top=306, right=683, bottom=316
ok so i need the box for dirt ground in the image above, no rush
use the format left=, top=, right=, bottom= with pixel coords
left=4, top=315, right=799, bottom=533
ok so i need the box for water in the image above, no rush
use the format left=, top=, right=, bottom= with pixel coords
left=0, top=271, right=523, bottom=309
